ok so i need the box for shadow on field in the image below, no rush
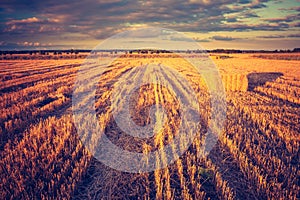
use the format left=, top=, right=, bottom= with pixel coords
left=247, top=72, right=283, bottom=91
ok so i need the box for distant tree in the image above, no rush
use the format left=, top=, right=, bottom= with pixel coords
left=293, top=48, right=300, bottom=52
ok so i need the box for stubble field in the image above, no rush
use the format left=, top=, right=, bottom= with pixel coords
left=0, top=53, right=299, bottom=199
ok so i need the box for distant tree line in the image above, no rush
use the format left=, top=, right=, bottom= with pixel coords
left=0, top=48, right=299, bottom=55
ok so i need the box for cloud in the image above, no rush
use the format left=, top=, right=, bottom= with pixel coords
left=193, top=37, right=211, bottom=42
left=219, top=22, right=290, bottom=31
left=6, top=17, right=40, bottom=24
left=0, top=41, right=55, bottom=50
left=257, top=33, right=300, bottom=39
left=242, top=12, right=259, bottom=18
left=17, top=41, right=51, bottom=47
left=6, top=17, right=61, bottom=25
left=0, top=0, right=278, bottom=38
left=0, top=0, right=299, bottom=49
left=228, top=0, right=269, bottom=10
left=279, top=6, right=300, bottom=12
left=210, top=35, right=241, bottom=41
left=291, top=22, right=300, bottom=27
left=263, top=13, right=300, bottom=23
left=288, top=33, right=300, bottom=38
left=4, top=16, right=63, bottom=34
left=257, top=35, right=285, bottom=39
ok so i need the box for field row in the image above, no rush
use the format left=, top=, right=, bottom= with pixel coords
left=0, top=57, right=299, bottom=199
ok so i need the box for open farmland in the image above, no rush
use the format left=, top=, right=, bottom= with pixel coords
left=0, top=53, right=299, bottom=199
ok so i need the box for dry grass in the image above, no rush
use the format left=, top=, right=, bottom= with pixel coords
left=0, top=53, right=299, bottom=199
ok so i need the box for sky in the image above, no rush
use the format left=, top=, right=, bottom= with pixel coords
left=0, top=0, right=299, bottom=50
